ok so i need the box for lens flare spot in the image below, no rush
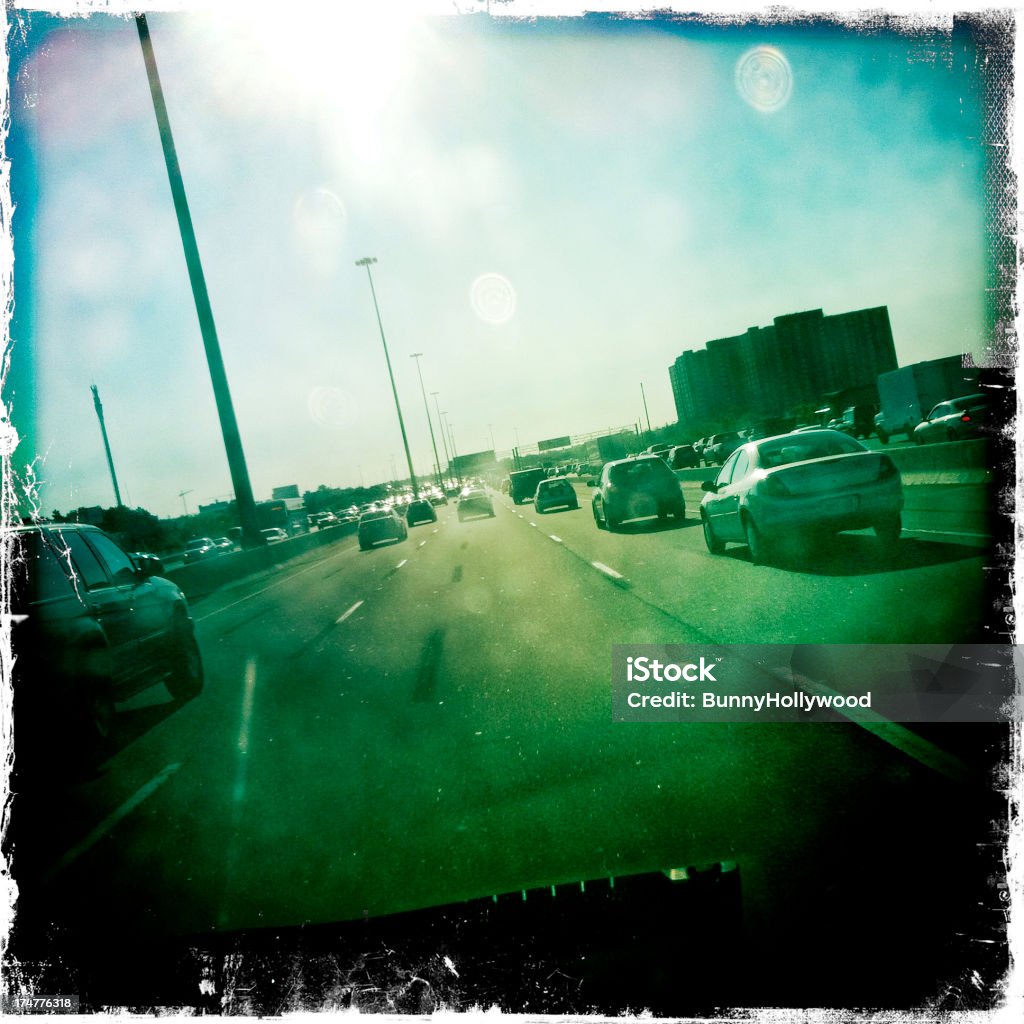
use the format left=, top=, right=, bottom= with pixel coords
left=292, top=187, right=348, bottom=274
left=470, top=273, right=517, bottom=326
left=735, top=46, right=793, bottom=113
left=307, top=387, right=356, bottom=430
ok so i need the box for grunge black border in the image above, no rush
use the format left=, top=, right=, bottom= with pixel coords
left=0, top=3, right=1019, bottom=1018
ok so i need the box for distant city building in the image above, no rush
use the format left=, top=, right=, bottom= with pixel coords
left=669, top=305, right=897, bottom=431
left=198, top=500, right=232, bottom=515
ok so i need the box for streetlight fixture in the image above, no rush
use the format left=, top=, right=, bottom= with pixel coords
left=410, top=353, right=444, bottom=491
left=355, top=257, right=418, bottom=495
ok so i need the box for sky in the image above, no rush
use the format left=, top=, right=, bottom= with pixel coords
left=1, top=1, right=1006, bottom=519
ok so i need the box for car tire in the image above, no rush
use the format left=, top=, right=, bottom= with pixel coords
left=743, top=515, right=772, bottom=565
left=876, top=429, right=889, bottom=445
left=702, top=512, right=725, bottom=554
left=606, top=513, right=620, bottom=532
left=167, top=623, right=204, bottom=703
left=593, top=506, right=605, bottom=530
left=874, top=513, right=902, bottom=551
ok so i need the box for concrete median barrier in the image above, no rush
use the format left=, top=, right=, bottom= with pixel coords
left=164, top=523, right=357, bottom=601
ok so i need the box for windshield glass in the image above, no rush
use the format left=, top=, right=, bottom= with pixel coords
left=2, top=5, right=1012, bottom=1017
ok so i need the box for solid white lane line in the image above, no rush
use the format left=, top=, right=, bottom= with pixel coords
left=196, top=548, right=350, bottom=622
left=781, top=669, right=970, bottom=783
left=549, top=535, right=563, bottom=543
left=902, top=528, right=990, bottom=540
left=591, top=561, right=625, bottom=580
left=336, top=600, right=364, bottom=623
left=45, top=763, right=183, bottom=881
left=397, top=559, right=408, bottom=568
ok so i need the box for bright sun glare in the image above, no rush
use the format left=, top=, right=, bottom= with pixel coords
left=211, top=0, right=417, bottom=162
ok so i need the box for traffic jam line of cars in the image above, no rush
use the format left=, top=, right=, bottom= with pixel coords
left=499, top=426, right=911, bottom=573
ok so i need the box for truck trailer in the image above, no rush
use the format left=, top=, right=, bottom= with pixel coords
left=876, top=356, right=979, bottom=443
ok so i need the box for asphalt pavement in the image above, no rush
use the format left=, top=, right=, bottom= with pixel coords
left=7, top=490, right=1009, bottom=1010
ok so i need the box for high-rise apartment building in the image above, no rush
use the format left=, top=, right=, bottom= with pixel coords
left=668, top=305, right=897, bottom=431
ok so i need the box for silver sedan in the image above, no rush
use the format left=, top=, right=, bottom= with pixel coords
left=699, top=430, right=904, bottom=564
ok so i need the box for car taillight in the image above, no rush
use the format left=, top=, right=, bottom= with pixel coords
left=877, top=456, right=899, bottom=479
left=961, top=413, right=972, bottom=422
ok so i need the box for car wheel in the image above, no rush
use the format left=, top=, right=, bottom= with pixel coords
left=167, top=622, right=204, bottom=703
left=876, top=429, right=889, bottom=445
left=743, top=515, right=772, bottom=565
left=702, top=512, right=725, bottom=554
left=874, top=513, right=901, bottom=551
left=359, top=542, right=369, bottom=551
left=606, top=513, right=620, bottom=532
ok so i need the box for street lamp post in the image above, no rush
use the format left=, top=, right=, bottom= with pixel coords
left=410, top=353, right=444, bottom=492
left=431, top=391, right=452, bottom=481
left=641, top=381, right=652, bottom=437
left=355, top=257, right=418, bottom=495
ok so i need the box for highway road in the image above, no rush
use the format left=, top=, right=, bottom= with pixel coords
left=8, top=487, right=1010, bottom=1010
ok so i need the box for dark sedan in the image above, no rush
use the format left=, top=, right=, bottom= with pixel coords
left=591, top=455, right=685, bottom=530
left=406, top=499, right=438, bottom=526
left=457, top=488, right=495, bottom=521
left=358, top=509, right=408, bottom=550
left=11, top=524, right=204, bottom=767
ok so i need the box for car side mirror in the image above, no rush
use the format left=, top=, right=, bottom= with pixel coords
left=134, top=555, right=162, bottom=579
left=700, top=480, right=718, bottom=493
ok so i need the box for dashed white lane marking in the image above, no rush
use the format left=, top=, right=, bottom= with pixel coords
left=530, top=522, right=538, bottom=528
left=418, top=540, right=427, bottom=548
left=549, top=535, right=563, bottom=544
left=336, top=600, right=364, bottom=623
left=396, top=559, right=408, bottom=569
left=45, top=763, right=183, bottom=881
left=591, top=561, right=625, bottom=580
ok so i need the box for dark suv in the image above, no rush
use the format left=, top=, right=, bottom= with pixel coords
left=10, top=523, right=204, bottom=767
left=591, top=456, right=685, bottom=530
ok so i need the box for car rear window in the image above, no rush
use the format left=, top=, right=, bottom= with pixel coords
left=757, top=433, right=864, bottom=468
left=10, top=532, right=75, bottom=608
left=951, top=395, right=987, bottom=410
left=608, top=459, right=673, bottom=486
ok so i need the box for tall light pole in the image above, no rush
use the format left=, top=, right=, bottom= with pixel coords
left=355, top=257, right=418, bottom=495
left=431, top=391, right=452, bottom=480
left=137, top=15, right=263, bottom=548
left=487, top=423, right=496, bottom=452
left=90, top=385, right=123, bottom=508
left=640, top=381, right=652, bottom=436
left=410, top=353, right=444, bottom=491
